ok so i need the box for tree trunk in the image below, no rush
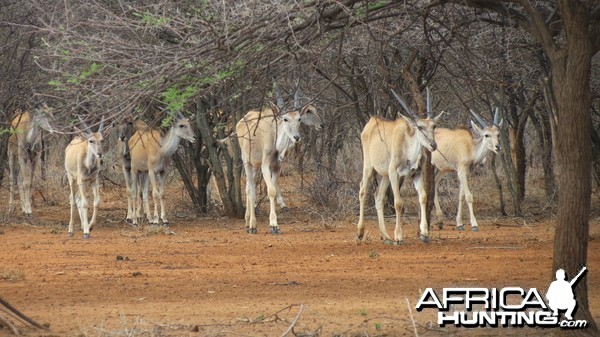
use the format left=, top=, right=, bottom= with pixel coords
left=549, top=1, right=597, bottom=333
left=0, top=133, right=8, bottom=185
left=489, top=153, right=507, bottom=216
left=498, top=123, right=522, bottom=216
left=195, top=99, right=244, bottom=218
left=530, top=108, right=557, bottom=200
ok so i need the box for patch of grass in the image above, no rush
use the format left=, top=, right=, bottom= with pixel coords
left=142, top=225, right=168, bottom=236
left=359, top=308, right=368, bottom=317
left=0, top=268, right=25, bottom=281
left=368, top=250, right=379, bottom=258
left=374, top=322, right=382, bottom=331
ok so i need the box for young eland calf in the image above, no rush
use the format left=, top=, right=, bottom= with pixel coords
left=432, top=108, right=502, bottom=231
left=357, top=90, right=442, bottom=244
left=128, top=113, right=195, bottom=225
left=64, top=118, right=105, bottom=238
left=7, top=102, right=54, bottom=218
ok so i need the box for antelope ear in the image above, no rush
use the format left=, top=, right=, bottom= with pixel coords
left=433, top=110, right=445, bottom=123
left=400, top=114, right=416, bottom=128
left=270, top=103, right=280, bottom=116
left=300, top=104, right=315, bottom=116
left=73, top=126, right=88, bottom=139
left=470, top=120, right=483, bottom=135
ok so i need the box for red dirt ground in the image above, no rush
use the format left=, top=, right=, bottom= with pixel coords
left=1, top=187, right=600, bottom=337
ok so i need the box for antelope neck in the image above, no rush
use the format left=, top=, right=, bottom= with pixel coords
left=160, top=126, right=182, bottom=157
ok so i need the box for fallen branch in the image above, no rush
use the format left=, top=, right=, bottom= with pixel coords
left=0, top=296, right=47, bottom=330
left=405, top=298, right=419, bottom=337
left=0, top=314, right=20, bottom=336
left=280, top=304, right=304, bottom=337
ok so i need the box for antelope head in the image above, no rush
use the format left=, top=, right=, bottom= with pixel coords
left=77, top=117, right=105, bottom=159
left=392, top=87, right=443, bottom=152
left=118, top=116, right=134, bottom=142
left=469, top=107, right=502, bottom=153
left=279, top=110, right=303, bottom=144
left=273, top=81, right=304, bottom=144
left=174, top=113, right=196, bottom=143
left=293, top=81, right=324, bottom=130
left=34, top=101, right=55, bottom=133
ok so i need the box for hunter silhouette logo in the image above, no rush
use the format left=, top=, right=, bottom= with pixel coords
left=415, top=266, right=589, bottom=329
left=546, top=267, right=587, bottom=321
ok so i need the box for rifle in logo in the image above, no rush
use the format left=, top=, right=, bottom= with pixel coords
left=546, top=267, right=587, bottom=320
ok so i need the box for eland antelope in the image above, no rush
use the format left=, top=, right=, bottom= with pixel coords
left=432, top=108, right=502, bottom=231
left=237, top=92, right=315, bottom=234
left=214, top=84, right=323, bottom=213
left=267, top=84, right=323, bottom=211
left=128, top=113, right=195, bottom=225
left=117, top=117, right=151, bottom=222
left=64, top=118, right=105, bottom=238
left=357, top=90, right=442, bottom=244
left=7, top=102, right=54, bottom=218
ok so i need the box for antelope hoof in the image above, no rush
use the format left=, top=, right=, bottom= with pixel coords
left=269, top=227, right=280, bottom=235
left=456, top=225, right=465, bottom=231
left=383, top=239, right=395, bottom=245
left=247, top=228, right=257, bottom=235
left=23, top=213, right=32, bottom=219
left=125, top=218, right=133, bottom=224
left=437, top=222, right=444, bottom=230
left=471, top=226, right=479, bottom=232
left=280, top=207, right=289, bottom=213
left=420, top=235, right=429, bottom=243
left=393, top=240, right=403, bottom=246
left=83, top=233, right=91, bottom=239
left=68, top=232, right=74, bottom=238
left=161, top=220, right=170, bottom=227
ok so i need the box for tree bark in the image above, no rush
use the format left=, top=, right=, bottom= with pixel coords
left=530, top=108, right=557, bottom=200
left=549, top=1, right=596, bottom=333
left=489, top=153, right=507, bottom=216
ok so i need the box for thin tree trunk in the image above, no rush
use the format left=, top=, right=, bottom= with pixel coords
left=530, top=109, right=556, bottom=200
left=172, top=152, right=202, bottom=209
left=489, top=153, right=507, bottom=216
left=0, top=133, right=8, bottom=185
left=498, top=123, right=522, bottom=216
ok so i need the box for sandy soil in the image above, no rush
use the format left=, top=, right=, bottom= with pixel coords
left=1, top=188, right=599, bottom=337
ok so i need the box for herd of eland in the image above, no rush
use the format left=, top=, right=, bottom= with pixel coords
left=3, top=85, right=503, bottom=242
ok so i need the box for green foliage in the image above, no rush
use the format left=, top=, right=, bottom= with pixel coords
left=159, top=60, right=245, bottom=127
left=197, top=60, right=245, bottom=87
left=132, top=11, right=169, bottom=26
left=66, top=62, right=102, bottom=85
left=355, top=0, right=390, bottom=17
left=160, top=84, right=199, bottom=127
left=48, top=80, right=67, bottom=91
left=374, top=322, right=382, bottom=331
